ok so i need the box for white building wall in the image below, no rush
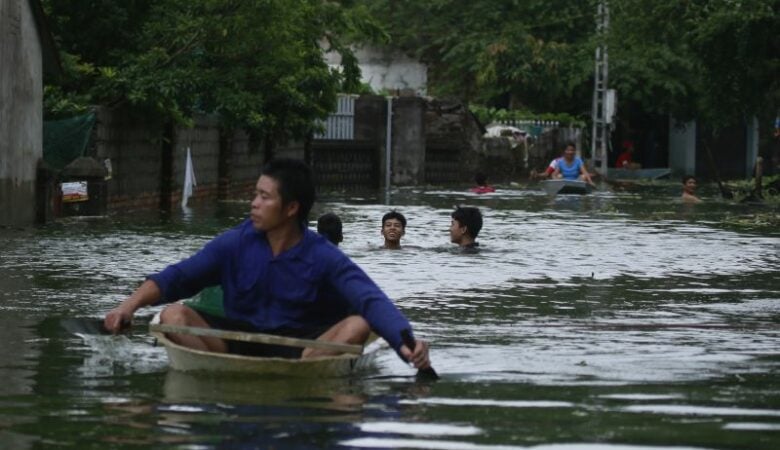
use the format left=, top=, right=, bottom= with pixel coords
left=668, top=118, right=696, bottom=176
left=323, top=44, right=427, bottom=95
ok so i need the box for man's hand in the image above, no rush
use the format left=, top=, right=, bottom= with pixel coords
left=103, top=280, right=162, bottom=334
left=104, top=303, right=134, bottom=334
left=400, top=340, right=431, bottom=369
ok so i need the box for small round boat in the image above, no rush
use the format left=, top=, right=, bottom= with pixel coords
left=149, top=313, right=383, bottom=377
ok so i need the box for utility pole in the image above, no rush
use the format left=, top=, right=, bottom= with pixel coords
left=591, top=0, right=610, bottom=177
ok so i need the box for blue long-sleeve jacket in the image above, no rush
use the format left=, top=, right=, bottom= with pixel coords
left=147, top=219, right=412, bottom=352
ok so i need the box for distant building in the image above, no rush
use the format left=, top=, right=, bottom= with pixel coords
left=667, top=117, right=760, bottom=179
left=0, top=0, right=60, bottom=226
left=323, top=44, right=428, bottom=96
left=609, top=104, right=761, bottom=179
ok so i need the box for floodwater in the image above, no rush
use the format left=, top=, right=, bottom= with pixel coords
left=0, top=181, right=778, bottom=449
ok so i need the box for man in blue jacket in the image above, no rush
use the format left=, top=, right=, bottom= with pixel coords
left=104, top=158, right=430, bottom=368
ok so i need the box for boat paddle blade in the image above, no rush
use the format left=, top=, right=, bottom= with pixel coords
left=61, top=317, right=111, bottom=335
left=400, top=329, right=439, bottom=380
left=61, top=317, right=130, bottom=336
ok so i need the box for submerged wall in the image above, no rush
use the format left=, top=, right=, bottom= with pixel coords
left=76, top=95, right=496, bottom=214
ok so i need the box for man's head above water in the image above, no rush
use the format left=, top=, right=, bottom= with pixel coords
left=250, top=158, right=315, bottom=232
left=381, top=211, right=406, bottom=249
left=450, top=206, right=483, bottom=247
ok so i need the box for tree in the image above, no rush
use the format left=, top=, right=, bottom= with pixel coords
left=362, top=0, right=778, bottom=130
left=361, top=0, right=596, bottom=115
left=608, top=0, right=780, bottom=129
left=43, top=0, right=380, bottom=143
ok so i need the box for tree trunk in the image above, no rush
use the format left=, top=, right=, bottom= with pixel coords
left=753, top=156, right=763, bottom=199
left=702, top=139, right=733, bottom=199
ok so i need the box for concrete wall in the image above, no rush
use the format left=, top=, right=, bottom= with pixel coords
left=218, top=130, right=265, bottom=201
left=391, top=97, right=426, bottom=185
left=173, top=115, right=221, bottom=205
left=353, top=95, right=387, bottom=189
left=92, top=106, right=386, bottom=211
left=0, top=0, right=43, bottom=227
left=425, top=99, right=482, bottom=184
left=86, top=95, right=497, bottom=211
left=93, top=107, right=165, bottom=210
left=93, top=108, right=267, bottom=211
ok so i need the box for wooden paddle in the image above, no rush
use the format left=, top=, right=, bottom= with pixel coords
left=149, top=323, right=363, bottom=355
left=401, top=329, right=439, bottom=380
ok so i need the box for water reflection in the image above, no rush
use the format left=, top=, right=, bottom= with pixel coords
left=163, top=371, right=369, bottom=412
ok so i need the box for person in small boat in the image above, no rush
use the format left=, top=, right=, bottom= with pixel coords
left=381, top=210, right=406, bottom=250
left=470, top=172, right=496, bottom=194
left=552, top=142, right=594, bottom=184
left=104, top=158, right=430, bottom=369
left=317, top=212, right=343, bottom=246
left=681, top=175, right=702, bottom=203
left=530, top=157, right=560, bottom=180
left=449, top=206, right=482, bottom=253
left=615, top=141, right=641, bottom=169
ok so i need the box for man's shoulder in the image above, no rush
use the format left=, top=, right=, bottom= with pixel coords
left=209, top=219, right=258, bottom=248
left=303, top=229, right=353, bottom=265
left=303, top=229, right=341, bottom=254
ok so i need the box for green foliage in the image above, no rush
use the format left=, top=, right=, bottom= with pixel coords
left=45, top=0, right=779, bottom=139
left=43, top=0, right=374, bottom=141
left=43, top=85, right=91, bottom=119
left=361, top=0, right=778, bottom=133
left=361, top=0, right=596, bottom=115
left=724, top=174, right=780, bottom=203
left=609, top=0, right=780, bottom=128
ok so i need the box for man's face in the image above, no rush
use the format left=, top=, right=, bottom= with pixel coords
left=449, top=219, right=465, bottom=244
left=563, top=146, right=576, bottom=159
left=684, top=178, right=697, bottom=193
left=382, top=218, right=405, bottom=243
left=250, top=175, right=296, bottom=231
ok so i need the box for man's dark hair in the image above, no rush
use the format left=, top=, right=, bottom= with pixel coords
left=682, top=175, right=696, bottom=184
left=260, top=158, right=315, bottom=226
left=451, top=206, right=483, bottom=239
left=317, top=213, right=343, bottom=245
left=474, top=172, right=488, bottom=186
left=381, top=210, right=407, bottom=229
left=565, top=141, right=577, bottom=149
